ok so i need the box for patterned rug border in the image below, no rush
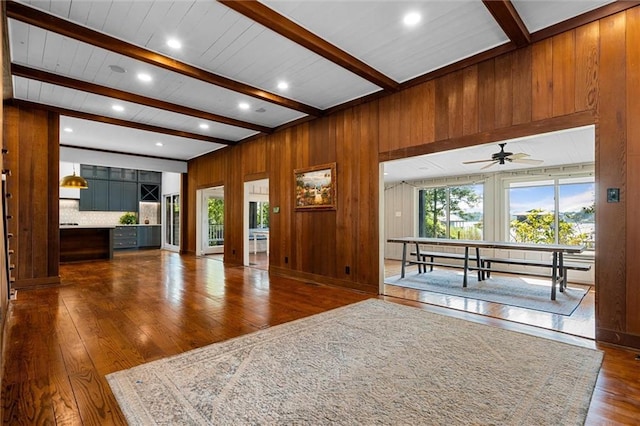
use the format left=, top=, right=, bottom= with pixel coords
left=107, top=299, right=603, bottom=425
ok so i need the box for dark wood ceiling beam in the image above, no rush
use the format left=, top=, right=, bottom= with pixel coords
left=219, top=0, right=400, bottom=93
left=10, top=99, right=236, bottom=145
left=5, top=0, right=321, bottom=117
left=482, top=0, right=530, bottom=48
left=2, top=2, right=13, bottom=100
left=12, top=63, right=272, bottom=134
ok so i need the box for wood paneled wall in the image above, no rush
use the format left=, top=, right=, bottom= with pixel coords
left=0, top=5, right=8, bottom=418
left=3, top=105, right=60, bottom=290
left=187, top=8, right=640, bottom=349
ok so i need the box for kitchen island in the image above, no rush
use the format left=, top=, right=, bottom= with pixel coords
left=60, top=225, right=114, bottom=263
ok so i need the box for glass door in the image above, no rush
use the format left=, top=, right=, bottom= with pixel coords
left=164, top=194, right=180, bottom=251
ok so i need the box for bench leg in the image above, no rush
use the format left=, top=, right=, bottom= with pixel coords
left=485, top=261, right=491, bottom=279
left=463, top=247, right=469, bottom=288
left=551, top=252, right=558, bottom=301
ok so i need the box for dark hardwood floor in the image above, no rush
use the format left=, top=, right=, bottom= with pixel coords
left=1, top=250, right=639, bottom=424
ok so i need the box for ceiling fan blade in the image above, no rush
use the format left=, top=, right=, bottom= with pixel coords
left=462, top=159, right=495, bottom=164
left=480, top=161, right=498, bottom=170
left=511, top=158, right=543, bottom=165
left=508, top=152, right=530, bottom=160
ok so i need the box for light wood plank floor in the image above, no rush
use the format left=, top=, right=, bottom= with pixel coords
left=383, top=259, right=596, bottom=339
left=1, top=250, right=638, bottom=424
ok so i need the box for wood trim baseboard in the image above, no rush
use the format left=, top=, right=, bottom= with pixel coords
left=596, top=327, right=640, bottom=350
left=269, top=265, right=376, bottom=294
left=13, top=276, right=60, bottom=290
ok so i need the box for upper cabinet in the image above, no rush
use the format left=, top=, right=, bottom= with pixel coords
left=109, top=168, right=137, bottom=182
left=79, top=178, right=109, bottom=211
left=80, top=165, right=109, bottom=180
left=79, top=165, right=161, bottom=211
left=138, top=171, right=161, bottom=184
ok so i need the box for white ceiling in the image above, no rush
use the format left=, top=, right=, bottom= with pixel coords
left=6, top=0, right=615, bottom=166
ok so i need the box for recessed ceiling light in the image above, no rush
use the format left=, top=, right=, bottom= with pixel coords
left=277, top=81, right=289, bottom=90
left=63, top=127, right=73, bottom=133
left=108, top=64, right=126, bottom=73
left=137, top=73, right=152, bottom=82
left=167, top=38, right=182, bottom=49
left=199, top=123, right=210, bottom=129
left=239, top=102, right=250, bottom=110
left=155, top=142, right=163, bottom=147
left=403, top=12, right=421, bottom=26
left=112, top=104, right=125, bottom=112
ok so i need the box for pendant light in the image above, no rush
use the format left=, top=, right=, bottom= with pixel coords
left=60, top=167, right=88, bottom=189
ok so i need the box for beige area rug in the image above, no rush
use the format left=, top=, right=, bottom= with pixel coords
left=386, top=269, right=589, bottom=315
left=106, top=299, right=602, bottom=425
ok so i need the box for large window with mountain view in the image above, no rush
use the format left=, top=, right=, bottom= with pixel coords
left=418, top=184, right=483, bottom=240
left=508, top=177, right=594, bottom=250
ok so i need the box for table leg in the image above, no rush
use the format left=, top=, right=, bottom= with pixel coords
left=415, top=243, right=422, bottom=274
left=463, top=246, right=469, bottom=287
left=401, top=242, right=407, bottom=278
left=558, top=252, right=564, bottom=292
left=551, top=252, right=558, bottom=300
left=475, top=247, right=482, bottom=281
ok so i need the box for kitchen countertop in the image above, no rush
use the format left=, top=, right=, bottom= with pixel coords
left=60, top=224, right=160, bottom=229
left=60, top=225, right=116, bottom=229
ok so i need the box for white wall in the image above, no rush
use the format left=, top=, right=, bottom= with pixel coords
left=59, top=161, right=81, bottom=199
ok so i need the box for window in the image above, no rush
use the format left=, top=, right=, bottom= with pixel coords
left=508, top=177, right=594, bottom=250
left=418, top=184, right=483, bottom=240
left=249, top=201, right=269, bottom=229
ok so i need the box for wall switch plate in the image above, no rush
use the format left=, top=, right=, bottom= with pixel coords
left=607, top=188, right=620, bottom=203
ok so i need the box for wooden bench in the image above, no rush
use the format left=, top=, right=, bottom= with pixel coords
left=483, top=257, right=591, bottom=291
left=410, top=251, right=484, bottom=280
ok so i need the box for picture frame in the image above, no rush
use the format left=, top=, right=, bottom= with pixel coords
left=294, top=163, right=337, bottom=210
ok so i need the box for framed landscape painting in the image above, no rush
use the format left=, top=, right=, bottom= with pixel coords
left=294, top=163, right=336, bottom=210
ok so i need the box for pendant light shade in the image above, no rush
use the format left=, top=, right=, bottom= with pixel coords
left=60, top=170, right=89, bottom=189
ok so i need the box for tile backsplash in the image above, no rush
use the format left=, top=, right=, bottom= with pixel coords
left=60, top=199, right=160, bottom=225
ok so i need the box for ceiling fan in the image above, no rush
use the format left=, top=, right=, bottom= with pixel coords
left=462, top=143, right=543, bottom=170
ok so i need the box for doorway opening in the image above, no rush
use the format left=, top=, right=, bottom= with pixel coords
left=163, top=193, right=180, bottom=252
left=243, top=179, right=269, bottom=270
left=380, top=125, right=596, bottom=339
left=196, top=186, right=224, bottom=256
